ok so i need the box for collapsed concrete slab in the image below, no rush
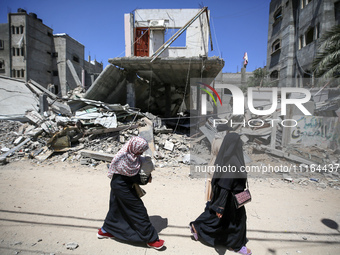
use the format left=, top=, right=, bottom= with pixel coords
left=84, top=56, right=224, bottom=117
left=109, top=56, right=223, bottom=86
left=0, top=76, right=38, bottom=121
left=84, top=64, right=128, bottom=105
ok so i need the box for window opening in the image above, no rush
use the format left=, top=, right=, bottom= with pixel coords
left=305, top=27, right=314, bottom=45
left=274, top=7, right=282, bottom=21
left=164, top=28, right=186, bottom=47
left=270, top=70, right=279, bottom=80
left=272, top=39, right=281, bottom=53
left=73, top=55, right=79, bottom=63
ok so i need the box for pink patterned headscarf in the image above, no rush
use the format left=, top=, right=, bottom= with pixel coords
left=107, top=136, right=149, bottom=178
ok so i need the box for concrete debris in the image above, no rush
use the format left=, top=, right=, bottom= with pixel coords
left=66, top=242, right=78, bottom=250
left=182, top=154, right=208, bottom=165
left=0, top=89, right=194, bottom=170
left=163, top=140, right=175, bottom=151
left=0, top=76, right=339, bottom=189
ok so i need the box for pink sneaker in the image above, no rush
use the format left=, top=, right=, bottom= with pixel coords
left=147, top=239, right=165, bottom=249
left=235, top=246, right=252, bottom=255
left=97, top=228, right=114, bottom=239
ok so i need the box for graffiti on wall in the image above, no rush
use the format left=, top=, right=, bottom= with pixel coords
left=290, top=116, right=340, bottom=149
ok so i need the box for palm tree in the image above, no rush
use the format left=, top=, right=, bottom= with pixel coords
left=246, top=67, right=271, bottom=86
left=312, top=25, right=340, bottom=79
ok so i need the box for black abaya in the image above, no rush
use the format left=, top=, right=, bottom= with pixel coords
left=190, top=133, right=248, bottom=251
left=103, top=174, right=159, bottom=243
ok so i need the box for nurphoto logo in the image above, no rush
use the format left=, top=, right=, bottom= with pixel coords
left=198, top=83, right=312, bottom=128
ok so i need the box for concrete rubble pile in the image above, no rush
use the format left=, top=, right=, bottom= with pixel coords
left=0, top=79, right=195, bottom=170
left=0, top=78, right=339, bottom=189
left=0, top=116, right=194, bottom=170
left=198, top=95, right=340, bottom=189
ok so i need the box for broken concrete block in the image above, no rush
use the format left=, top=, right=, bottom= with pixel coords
left=119, top=135, right=125, bottom=144
left=66, top=242, right=78, bottom=250
left=41, top=121, right=59, bottom=134
left=13, top=136, right=25, bottom=146
left=1, top=147, right=10, bottom=153
left=25, top=110, right=44, bottom=125
left=34, top=147, right=54, bottom=161
left=240, top=135, right=249, bottom=144
left=141, top=117, right=153, bottom=126
left=139, top=123, right=155, bottom=156
left=283, top=174, right=293, bottom=182
left=164, top=140, right=174, bottom=151
left=80, top=158, right=91, bottom=165
left=80, top=150, right=114, bottom=162
left=18, top=123, right=29, bottom=135
left=25, top=127, right=43, bottom=138
left=154, top=127, right=172, bottom=134
left=177, top=144, right=188, bottom=151
left=182, top=154, right=208, bottom=165
left=153, top=150, right=164, bottom=159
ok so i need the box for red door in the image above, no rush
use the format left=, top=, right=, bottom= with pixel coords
left=134, top=27, right=149, bottom=57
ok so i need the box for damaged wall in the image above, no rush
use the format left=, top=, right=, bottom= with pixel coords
left=290, top=116, right=340, bottom=150
left=127, top=9, right=210, bottom=58
left=0, top=76, right=38, bottom=121
left=84, top=64, right=128, bottom=105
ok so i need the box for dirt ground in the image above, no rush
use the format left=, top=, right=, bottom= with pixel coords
left=0, top=159, right=339, bottom=255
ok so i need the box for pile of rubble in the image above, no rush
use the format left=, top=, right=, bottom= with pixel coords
left=0, top=78, right=339, bottom=190
left=0, top=78, right=200, bottom=168
left=0, top=115, right=196, bottom=168
left=196, top=117, right=340, bottom=189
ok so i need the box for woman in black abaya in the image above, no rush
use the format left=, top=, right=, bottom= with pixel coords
left=97, top=136, right=164, bottom=250
left=190, top=133, right=252, bottom=255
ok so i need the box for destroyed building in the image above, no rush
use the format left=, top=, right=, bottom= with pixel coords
left=0, top=8, right=103, bottom=97
left=0, top=5, right=339, bottom=190
left=84, top=7, right=224, bottom=119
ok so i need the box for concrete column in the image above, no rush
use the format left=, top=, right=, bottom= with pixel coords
left=124, top=13, right=133, bottom=57
left=165, top=84, right=171, bottom=117
left=126, top=82, right=135, bottom=108
left=82, top=69, right=85, bottom=88
left=126, top=72, right=136, bottom=108
left=282, top=104, right=294, bottom=147
left=39, top=94, right=48, bottom=115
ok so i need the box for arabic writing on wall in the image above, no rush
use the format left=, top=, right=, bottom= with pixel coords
left=290, top=116, right=340, bottom=149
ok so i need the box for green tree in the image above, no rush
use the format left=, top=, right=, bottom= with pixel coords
left=312, top=25, right=340, bottom=79
left=246, top=67, right=269, bottom=88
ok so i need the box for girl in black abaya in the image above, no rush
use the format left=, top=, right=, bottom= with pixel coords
left=97, top=136, right=165, bottom=250
left=190, top=133, right=252, bottom=255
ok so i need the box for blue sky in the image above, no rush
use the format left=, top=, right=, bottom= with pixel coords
left=1, top=0, right=271, bottom=73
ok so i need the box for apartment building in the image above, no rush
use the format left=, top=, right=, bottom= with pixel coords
left=266, top=0, right=340, bottom=87
left=0, top=8, right=103, bottom=96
